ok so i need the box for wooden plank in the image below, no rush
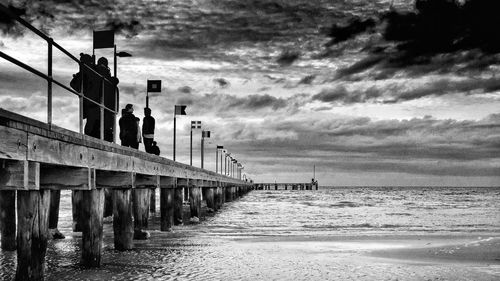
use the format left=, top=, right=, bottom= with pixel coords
left=40, top=166, right=94, bottom=190
left=96, top=171, right=134, bottom=189
left=0, top=160, right=39, bottom=190
left=135, top=174, right=159, bottom=189
left=27, top=134, right=88, bottom=167
left=0, top=126, right=27, bottom=160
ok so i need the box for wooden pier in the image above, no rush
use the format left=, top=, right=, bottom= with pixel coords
left=0, top=109, right=252, bottom=280
left=254, top=182, right=319, bottom=190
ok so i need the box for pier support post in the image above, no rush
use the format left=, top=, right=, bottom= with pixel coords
left=160, top=177, right=175, bottom=231
left=103, top=189, right=113, bottom=217
left=81, top=188, right=104, bottom=267
left=150, top=188, right=156, bottom=213
left=15, top=190, right=50, bottom=281
left=225, top=184, right=232, bottom=202
left=189, top=179, right=201, bottom=219
left=112, top=189, right=134, bottom=250
left=175, top=178, right=187, bottom=225
left=72, top=190, right=84, bottom=232
left=132, top=188, right=150, bottom=240
left=0, top=190, right=16, bottom=251
left=48, top=189, right=64, bottom=239
left=204, top=181, right=215, bottom=212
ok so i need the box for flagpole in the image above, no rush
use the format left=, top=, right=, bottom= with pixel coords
left=190, top=128, right=192, bottom=166
left=216, top=148, right=218, bottom=173
left=173, top=115, right=176, bottom=161
left=201, top=133, right=204, bottom=169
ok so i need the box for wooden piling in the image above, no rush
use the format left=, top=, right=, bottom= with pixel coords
left=150, top=187, right=156, bottom=213
left=0, top=190, right=16, bottom=251
left=103, top=189, right=113, bottom=217
left=204, top=181, right=215, bottom=212
left=132, top=188, right=150, bottom=240
left=112, top=189, right=134, bottom=250
left=189, top=179, right=201, bottom=219
left=48, top=189, right=65, bottom=239
left=72, top=190, right=84, bottom=232
left=81, top=188, right=104, bottom=267
left=160, top=177, right=175, bottom=231
left=225, top=184, right=232, bottom=202
left=15, top=190, right=50, bottom=281
left=175, top=178, right=187, bottom=225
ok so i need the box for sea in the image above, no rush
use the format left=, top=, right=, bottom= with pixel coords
left=1, top=186, right=499, bottom=280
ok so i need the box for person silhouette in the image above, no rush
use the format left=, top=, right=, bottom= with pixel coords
left=151, top=141, right=160, bottom=156
left=142, top=108, right=155, bottom=153
left=119, top=104, right=139, bottom=149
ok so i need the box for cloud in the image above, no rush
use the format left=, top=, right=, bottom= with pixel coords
left=326, top=17, right=376, bottom=46
left=276, top=50, right=300, bottom=66
left=213, top=78, right=230, bottom=88
left=313, top=76, right=500, bottom=105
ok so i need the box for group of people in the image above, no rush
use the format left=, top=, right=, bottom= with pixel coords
left=118, top=104, right=160, bottom=155
left=70, top=53, right=160, bottom=155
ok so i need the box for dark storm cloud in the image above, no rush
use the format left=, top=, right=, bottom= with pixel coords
left=327, top=0, right=500, bottom=78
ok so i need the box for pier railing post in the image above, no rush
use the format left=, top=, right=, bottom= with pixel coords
left=175, top=178, right=187, bottom=225
left=160, top=177, right=175, bottom=231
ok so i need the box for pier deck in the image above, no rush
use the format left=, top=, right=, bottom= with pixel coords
left=0, top=108, right=252, bottom=280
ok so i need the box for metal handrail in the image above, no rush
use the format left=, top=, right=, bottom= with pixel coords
left=0, top=3, right=119, bottom=142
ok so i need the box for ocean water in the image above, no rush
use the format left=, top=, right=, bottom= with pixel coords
left=1, top=186, right=499, bottom=280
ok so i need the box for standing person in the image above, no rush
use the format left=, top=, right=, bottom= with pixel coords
left=119, top=104, right=139, bottom=149
left=142, top=108, right=155, bottom=153
left=71, top=53, right=100, bottom=138
left=151, top=141, right=160, bottom=156
left=136, top=117, right=142, bottom=149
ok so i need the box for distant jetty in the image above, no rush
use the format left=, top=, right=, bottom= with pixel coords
left=254, top=182, right=319, bottom=190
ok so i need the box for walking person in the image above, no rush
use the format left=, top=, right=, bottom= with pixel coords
left=142, top=108, right=155, bottom=153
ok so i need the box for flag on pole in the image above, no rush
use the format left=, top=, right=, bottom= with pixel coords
left=174, top=105, right=187, bottom=115
left=217, top=145, right=224, bottom=149
left=147, top=80, right=161, bottom=92
left=202, top=130, right=211, bottom=138
left=191, top=121, right=201, bottom=129
left=93, top=30, right=114, bottom=49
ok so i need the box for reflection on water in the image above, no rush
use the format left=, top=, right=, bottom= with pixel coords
left=1, top=187, right=499, bottom=280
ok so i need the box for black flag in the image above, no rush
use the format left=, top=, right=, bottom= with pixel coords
left=202, top=131, right=211, bottom=138
left=93, top=30, right=114, bottom=49
left=217, top=145, right=224, bottom=149
left=147, top=80, right=161, bottom=92
left=175, top=105, right=187, bottom=115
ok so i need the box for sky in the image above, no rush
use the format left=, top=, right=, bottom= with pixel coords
left=0, top=0, right=499, bottom=186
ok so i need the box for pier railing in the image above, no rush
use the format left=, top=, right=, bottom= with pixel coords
left=0, top=3, right=118, bottom=142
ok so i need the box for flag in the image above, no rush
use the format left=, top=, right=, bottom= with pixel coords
left=174, top=105, right=187, bottom=115
left=217, top=145, right=224, bottom=149
left=202, top=130, right=211, bottom=138
left=191, top=121, right=201, bottom=129
left=147, top=80, right=161, bottom=92
left=93, top=30, right=114, bottom=49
